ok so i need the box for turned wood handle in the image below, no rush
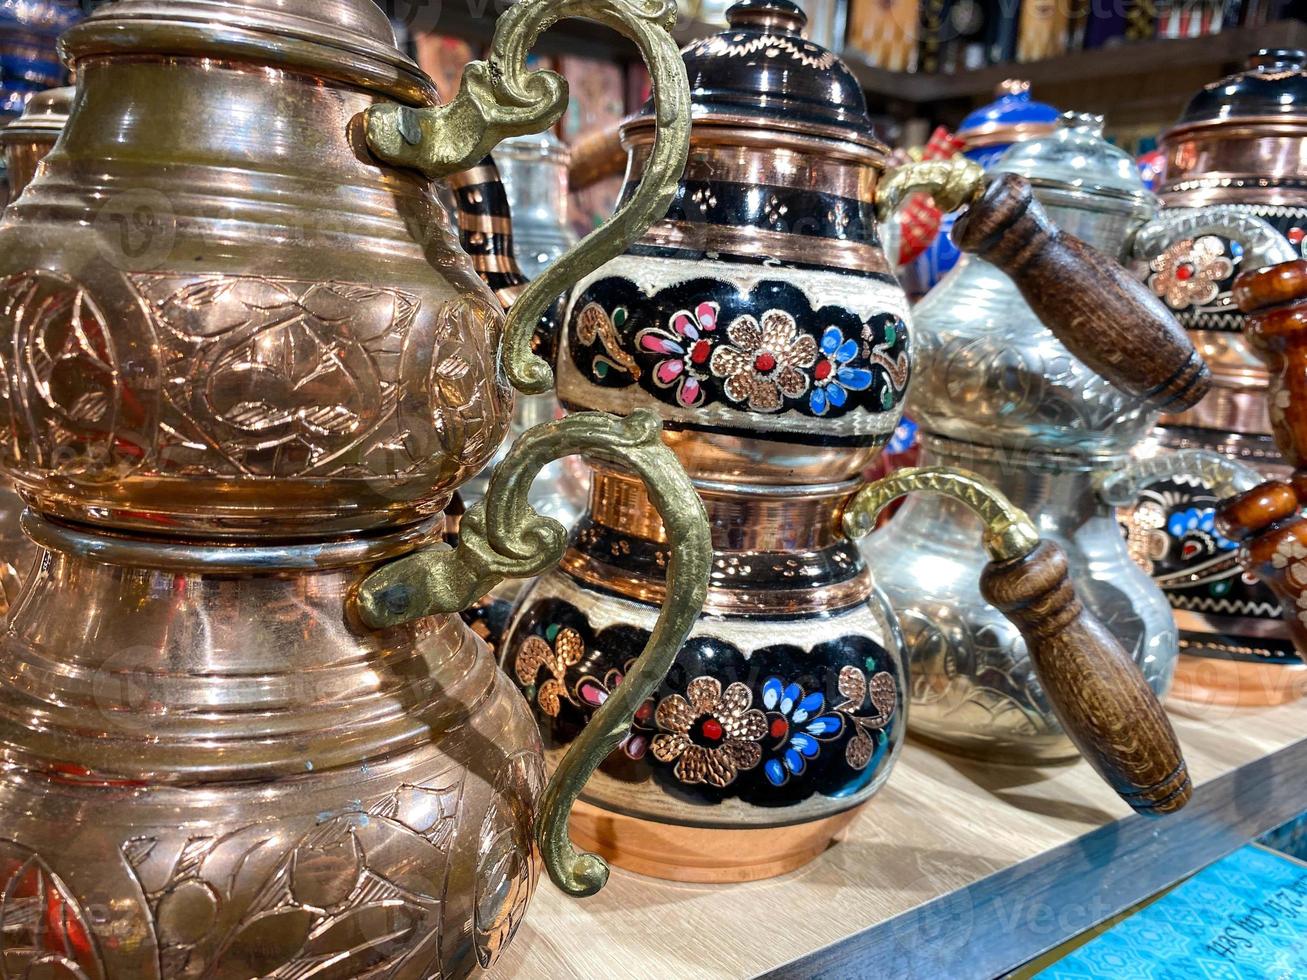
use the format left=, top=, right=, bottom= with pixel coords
left=980, top=540, right=1192, bottom=815
left=953, top=173, right=1210, bottom=414
left=1233, top=259, right=1307, bottom=467
left=1217, top=478, right=1307, bottom=662
left=569, top=122, right=628, bottom=192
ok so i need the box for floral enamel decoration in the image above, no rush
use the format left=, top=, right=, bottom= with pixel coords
left=809, top=326, right=873, bottom=416
left=709, top=309, right=818, bottom=412
left=1148, top=236, right=1234, bottom=310
left=651, top=676, right=767, bottom=787
left=635, top=301, right=718, bottom=407
left=760, top=678, right=845, bottom=785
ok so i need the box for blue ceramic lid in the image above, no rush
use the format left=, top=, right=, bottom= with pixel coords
left=958, top=80, right=1060, bottom=150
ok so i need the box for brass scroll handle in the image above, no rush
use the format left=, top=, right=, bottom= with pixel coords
left=843, top=467, right=1192, bottom=816
left=364, top=0, right=691, bottom=396
left=877, top=163, right=1210, bottom=416
left=1095, top=450, right=1263, bottom=508
left=355, top=411, right=711, bottom=896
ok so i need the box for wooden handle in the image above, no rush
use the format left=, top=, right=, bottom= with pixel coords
left=953, top=173, right=1210, bottom=414
left=1234, top=259, right=1307, bottom=467
left=569, top=122, right=627, bottom=192
left=1216, top=478, right=1307, bottom=662
left=980, top=540, right=1192, bottom=816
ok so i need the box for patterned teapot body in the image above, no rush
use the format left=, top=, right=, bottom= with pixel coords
left=0, top=0, right=705, bottom=975
left=1127, top=48, right=1307, bottom=700
left=504, top=0, right=912, bottom=881
left=870, top=117, right=1189, bottom=762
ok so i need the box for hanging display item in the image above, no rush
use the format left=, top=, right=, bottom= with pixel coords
left=1124, top=48, right=1307, bottom=705
left=501, top=0, right=1198, bottom=885
left=868, top=113, right=1262, bottom=764
left=0, top=0, right=716, bottom=976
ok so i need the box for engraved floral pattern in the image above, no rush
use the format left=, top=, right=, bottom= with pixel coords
left=1148, top=236, right=1234, bottom=310
left=0, top=840, right=105, bottom=979
left=709, top=310, right=818, bottom=413
left=651, top=676, right=768, bottom=787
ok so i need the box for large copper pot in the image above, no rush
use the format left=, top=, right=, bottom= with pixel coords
left=0, top=1, right=711, bottom=977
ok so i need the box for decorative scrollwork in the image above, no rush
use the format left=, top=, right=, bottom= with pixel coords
left=354, top=409, right=711, bottom=898
left=364, top=0, right=691, bottom=396
left=841, top=465, right=1039, bottom=562
left=1094, top=450, right=1263, bottom=508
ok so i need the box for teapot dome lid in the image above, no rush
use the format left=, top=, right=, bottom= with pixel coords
left=59, top=0, right=437, bottom=106
left=958, top=80, right=1060, bottom=149
left=624, top=0, right=884, bottom=156
left=1171, top=49, right=1307, bottom=132
left=0, top=84, right=73, bottom=142
left=989, top=111, right=1154, bottom=214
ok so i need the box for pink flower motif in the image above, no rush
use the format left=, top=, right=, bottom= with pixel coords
left=635, top=301, right=719, bottom=408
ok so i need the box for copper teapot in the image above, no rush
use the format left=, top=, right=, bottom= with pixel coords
left=0, top=0, right=711, bottom=976
left=1125, top=49, right=1307, bottom=701
left=498, top=0, right=1196, bottom=884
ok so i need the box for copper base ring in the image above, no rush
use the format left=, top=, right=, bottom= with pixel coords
left=568, top=800, right=864, bottom=883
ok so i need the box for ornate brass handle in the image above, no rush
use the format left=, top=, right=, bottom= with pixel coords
left=364, top=0, right=691, bottom=395
left=355, top=411, right=711, bottom=895
left=842, top=466, right=1192, bottom=815
left=1095, top=450, right=1263, bottom=508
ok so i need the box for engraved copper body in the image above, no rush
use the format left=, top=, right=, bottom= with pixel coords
left=0, top=0, right=706, bottom=976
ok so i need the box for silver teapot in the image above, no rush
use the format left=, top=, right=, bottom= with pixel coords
left=867, top=114, right=1262, bottom=762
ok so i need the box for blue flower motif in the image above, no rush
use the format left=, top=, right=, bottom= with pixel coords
left=760, top=677, right=846, bottom=786
left=809, top=326, right=874, bottom=416
left=1167, top=506, right=1237, bottom=551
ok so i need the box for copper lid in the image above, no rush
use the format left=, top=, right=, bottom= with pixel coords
left=0, top=85, right=74, bottom=143
left=622, top=0, right=885, bottom=159
left=1171, top=49, right=1307, bottom=132
left=59, top=0, right=436, bottom=106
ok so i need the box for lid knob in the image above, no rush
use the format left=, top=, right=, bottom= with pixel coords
left=1247, top=48, right=1306, bottom=70
left=726, top=0, right=807, bottom=35
left=996, top=78, right=1032, bottom=97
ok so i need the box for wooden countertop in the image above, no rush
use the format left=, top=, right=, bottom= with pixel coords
left=487, top=687, right=1307, bottom=979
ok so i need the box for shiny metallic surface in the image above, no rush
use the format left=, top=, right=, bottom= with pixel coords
left=866, top=117, right=1245, bottom=762
left=0, top=0, right=699, bottom=971
left=0, top=83, right=72, bottom=196
left=0, top=514, right=545, bottom=978
left=2, top=52, right=504, bottom=536
left=1130, top=54, right=1307, bottom=673
left=0, top=84, right=72, bottom=613
left=869, top=440, right=1177, bottom=763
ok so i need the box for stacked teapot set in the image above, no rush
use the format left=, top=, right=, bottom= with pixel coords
left=0, top=0, right=1293, bottom=975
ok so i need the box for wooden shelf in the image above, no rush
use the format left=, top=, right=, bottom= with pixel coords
left=841, top=19, right=1307, bottom=106
left=487, top=686, right=1307, bottom=978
